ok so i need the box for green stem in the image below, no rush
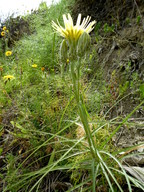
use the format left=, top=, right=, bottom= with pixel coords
left=78, top=103, right=96, bottom=158
left=70, top=62, right=79, bottom=102
left=52, top=33, right=55, bottom=69
left=77, top=58, right=80, bottom=101
left=92, top=158, right=96, bottom=192
left=70, top=60, right=96, bottom=158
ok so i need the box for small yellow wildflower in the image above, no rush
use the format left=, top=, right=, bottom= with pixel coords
left=3, top=75, right=15, bottom=81
left=3, top=26, right=6, bottom=31
left=66, top=58, right=69, bottom=64
left=1, top=31, right=5, bottom=36
left=5, top=51, right=12, bottom=56
left=32, top=64, right=37, bottom=68
left=41, top=67, right=45, bottom=71
left=6, top=30, right=9, bottom=33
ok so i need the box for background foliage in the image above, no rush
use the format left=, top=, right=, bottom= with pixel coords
left=0, top=0, right=144, bottom=191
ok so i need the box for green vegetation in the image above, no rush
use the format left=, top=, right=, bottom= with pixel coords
left=0, top=0, right=144, bottom=191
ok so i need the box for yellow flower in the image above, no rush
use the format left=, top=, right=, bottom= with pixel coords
left=3, top=75, right=15, bottom=81
left=32, top=64, right=37, bottom=68
left=3, top=26, right=6, bottom=31
left=66, top=58, right=69, bottom=64
left=52, top=13, right=96, bottom=44
left=5, top=51, right=12, bottom=56
left=6, top=30, right=9, bottom=33
left=41, top=67, right=45, bottom=71
left=1, top=31, right=5, bottom=36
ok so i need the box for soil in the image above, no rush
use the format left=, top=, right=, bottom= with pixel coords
left=72, top=0, right=144, bottom=119
left=72, top=0, right=144, bottom=185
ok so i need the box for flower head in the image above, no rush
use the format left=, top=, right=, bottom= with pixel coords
left=1, top=31, right=5, bottom=36
left=66, top=58, right=69, bottom=64
left=52, top=13, right=96, bottom=44
left=3, top=75, right=15, bottom=81
left=32, top=64, right=37, bottom=68
left=5, top=51, right=12, bottom=56
left=41, top=67, right=45, bottom=71
left=3, top=26, right=6, bottom=31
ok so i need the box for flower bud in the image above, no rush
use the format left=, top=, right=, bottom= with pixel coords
left=60, top=39, right=68, bottom=62
left=77, top=32, right=91, bottom=57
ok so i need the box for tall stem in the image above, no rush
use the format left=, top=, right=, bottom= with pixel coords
left=70, top=60, right=96, bottom=158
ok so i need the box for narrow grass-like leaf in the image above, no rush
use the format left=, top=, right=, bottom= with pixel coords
left=29, top=137, right=86, bottom=192
left=110, top=167, right=144, bottom=190
left=97, top=150, right=124, bottom=192
left=101, top=100, right=144, bottom=148
left=92, top=158, right=96, bottom=192
left=100, top=162, right=114, bottom=192
left=58, top=95, right=74, bottom=130
left=66, top=178, right=91, bottom=192
left=100, top=150, right=132, bottom=191
left=123, top=166, right=144, bottom=183
left=47, top=149, right=55, bottom=166
left=104, top=93, right=132, bottom=117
